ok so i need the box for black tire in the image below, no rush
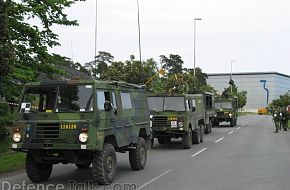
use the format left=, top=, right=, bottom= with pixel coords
left=26, top=153, right=53, bottom=182
left=151, top=137, right=154, bottom=148
left=230, top=119, right=234, bottom=127
left=129, top=137, right=147, bottom=170
left=205, top=121, right=212, bottom=134
left=209, top=120, right=213, bottom=133
left=76, top=162, right=91, bottom=169
left=199, top=125, right=204, bottom=143
left=92, top=143, right=117, bottom=185
left=157, top=137, right=170, bottom=144
left=182, top=128, right=192, bottom=149
left=192, top=128, right=200, bottom=144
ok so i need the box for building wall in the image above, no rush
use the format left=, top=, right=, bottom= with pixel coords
left=207, top=72, right=290, bottom=112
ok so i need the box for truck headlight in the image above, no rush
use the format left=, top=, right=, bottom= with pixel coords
left=214, top=114, right=217, bottom=117
left=229, top=113, right=233, bottom=117
left=79, top=133, right=88, bottom=143
left=13, top=133, right=22, bottom=143
left=178, top=122, right=184, bottom=127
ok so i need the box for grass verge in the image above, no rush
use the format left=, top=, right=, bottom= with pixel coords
left=0, top=139, right=26, bottom=174
left=0, top=152, right=26, bottom=173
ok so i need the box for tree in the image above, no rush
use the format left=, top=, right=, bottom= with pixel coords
left=85, top=51, right=114, bottom=78
left=222, top=84, right=248, bottom=110
left=271, top=93, right=290, bottom=108
left=160, top=54, right=183, bottom=75
left=0, top=0, right=78, bottom=102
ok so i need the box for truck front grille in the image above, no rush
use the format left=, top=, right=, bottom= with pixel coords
left=36, top=123, right=60, bottom=139
left=217, top=112, right=224, bottom=117
left=153, top=116, right=169, bottom=127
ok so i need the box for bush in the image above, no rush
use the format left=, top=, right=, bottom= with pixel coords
left=0, top=102, right=9, bottom=115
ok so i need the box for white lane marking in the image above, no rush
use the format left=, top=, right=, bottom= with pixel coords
left=215, top=137, right=224, bottom=143
left=228, top=131, right=234, bottom=135
left=237, top=127, right=241, bottom=130
left=191, top=148, right=208, bottom=158
left=138, top=169, right=173, bottom=190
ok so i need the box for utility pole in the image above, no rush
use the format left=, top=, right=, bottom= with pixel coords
left=137, top=0, right=142, bottom=63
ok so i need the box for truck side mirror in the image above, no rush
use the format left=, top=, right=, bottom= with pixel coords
left=192, top=107, right=196, bottom=112
left=104, top=101, right=113, bottom=112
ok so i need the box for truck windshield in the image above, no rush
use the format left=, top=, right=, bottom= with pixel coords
left=56, top=85, right=94, bottom=112
left=147, top=97, right=185, bottom=112
left=215, top=102, right=232, bottom=109
left=20, top=85, right=94, bottom=113
left=21, top=87, right=57, bottom=112
left=221, top=102, right=232, bottom=109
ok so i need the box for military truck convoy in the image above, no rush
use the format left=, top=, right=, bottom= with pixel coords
left=10, top=79, right=238, bottom=184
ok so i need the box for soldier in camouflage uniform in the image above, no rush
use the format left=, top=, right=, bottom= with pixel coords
left=272, top=108, right=280, bottom=133
left=281, top=107, right=289, bottom=131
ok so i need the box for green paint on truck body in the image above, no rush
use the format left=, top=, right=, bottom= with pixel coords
left=147, top=94, right=206, bottom=148
left=213, top=96, right=238, bottom=127
left=10, top=80, right=151, bottom=183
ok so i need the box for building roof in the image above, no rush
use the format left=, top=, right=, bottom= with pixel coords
left=207, top=72, right=290, bottom=78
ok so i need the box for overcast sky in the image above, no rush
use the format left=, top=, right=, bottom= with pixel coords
left=50, top=0, right=290, bottom=75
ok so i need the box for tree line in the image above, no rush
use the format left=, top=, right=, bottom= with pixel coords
left=0, top=0, right=248, bottom=133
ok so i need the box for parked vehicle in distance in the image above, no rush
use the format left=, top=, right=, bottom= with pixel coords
left=147, top=94, right=205, bottom=149
left=10, top=80, right=151, bottom=184
left=258, top=107, right=268, bottom=115
left=213, top=96, right=238, bottom=127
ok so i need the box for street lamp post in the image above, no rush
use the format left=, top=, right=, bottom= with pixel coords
left=137, top=0, right=142, bottom=63
left=230, top=60, right=236, bottom=93
left=194, top=18, right=202, bottom=76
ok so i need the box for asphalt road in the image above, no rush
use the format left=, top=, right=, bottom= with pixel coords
left=1, top=115, right=290, bottom=190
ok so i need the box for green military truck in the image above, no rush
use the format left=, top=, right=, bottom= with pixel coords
left=213, top=96, right=238, bottom=127
left=147, top=94, right=205, bottom=149
left=10, top=80, right=151, bottom=184
left=203, top=92, right=215, bottom=134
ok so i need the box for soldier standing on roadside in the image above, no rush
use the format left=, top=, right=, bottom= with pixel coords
left=272, top=108, right=280, bottom=133
left=281, top=107, right=289, bottom=131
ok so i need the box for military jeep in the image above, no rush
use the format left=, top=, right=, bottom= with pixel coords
left=213, top=96, right=238, bottom=127
left=10, top=80, right=151, bottom=184
left=147, top=94, right=205, bottom=149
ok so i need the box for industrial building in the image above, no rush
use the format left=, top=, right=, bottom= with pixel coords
left=207, top=72, right=290, bottom=112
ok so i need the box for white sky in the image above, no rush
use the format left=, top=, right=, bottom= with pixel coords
left=50, top=0, right=290, bottom=75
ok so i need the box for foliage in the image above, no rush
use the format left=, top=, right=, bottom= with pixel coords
left=0, top=0, right=78, bottom=103
left=222, top=84, right=248, bottom=109
left=270, top=93, right=290, bottom=108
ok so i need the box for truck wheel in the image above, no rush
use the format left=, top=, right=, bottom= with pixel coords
left=92, top=143, right=117, bottom=185
left=182, top=128, right=192, bottom=149
left=209, top=120, right=213, bottom=133
left=199, top=125, right=204, bottom=143
left=76, top=162, right=91, bottom=169
left=205, top=121, right=212, bottom=134
left=192, top=128, right=200, bottom=144
left=151, top=137, right=154, bottom=148
left=129, top=137, right=147, bottom=170
left=157, top=137, right=170, bottom=144
left=230, top=119, right=234, bottom=127
left=26, top=153, right=52, bottom=182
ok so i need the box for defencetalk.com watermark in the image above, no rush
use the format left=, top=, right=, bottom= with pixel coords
left=1, top=180, right=138, bottom=190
